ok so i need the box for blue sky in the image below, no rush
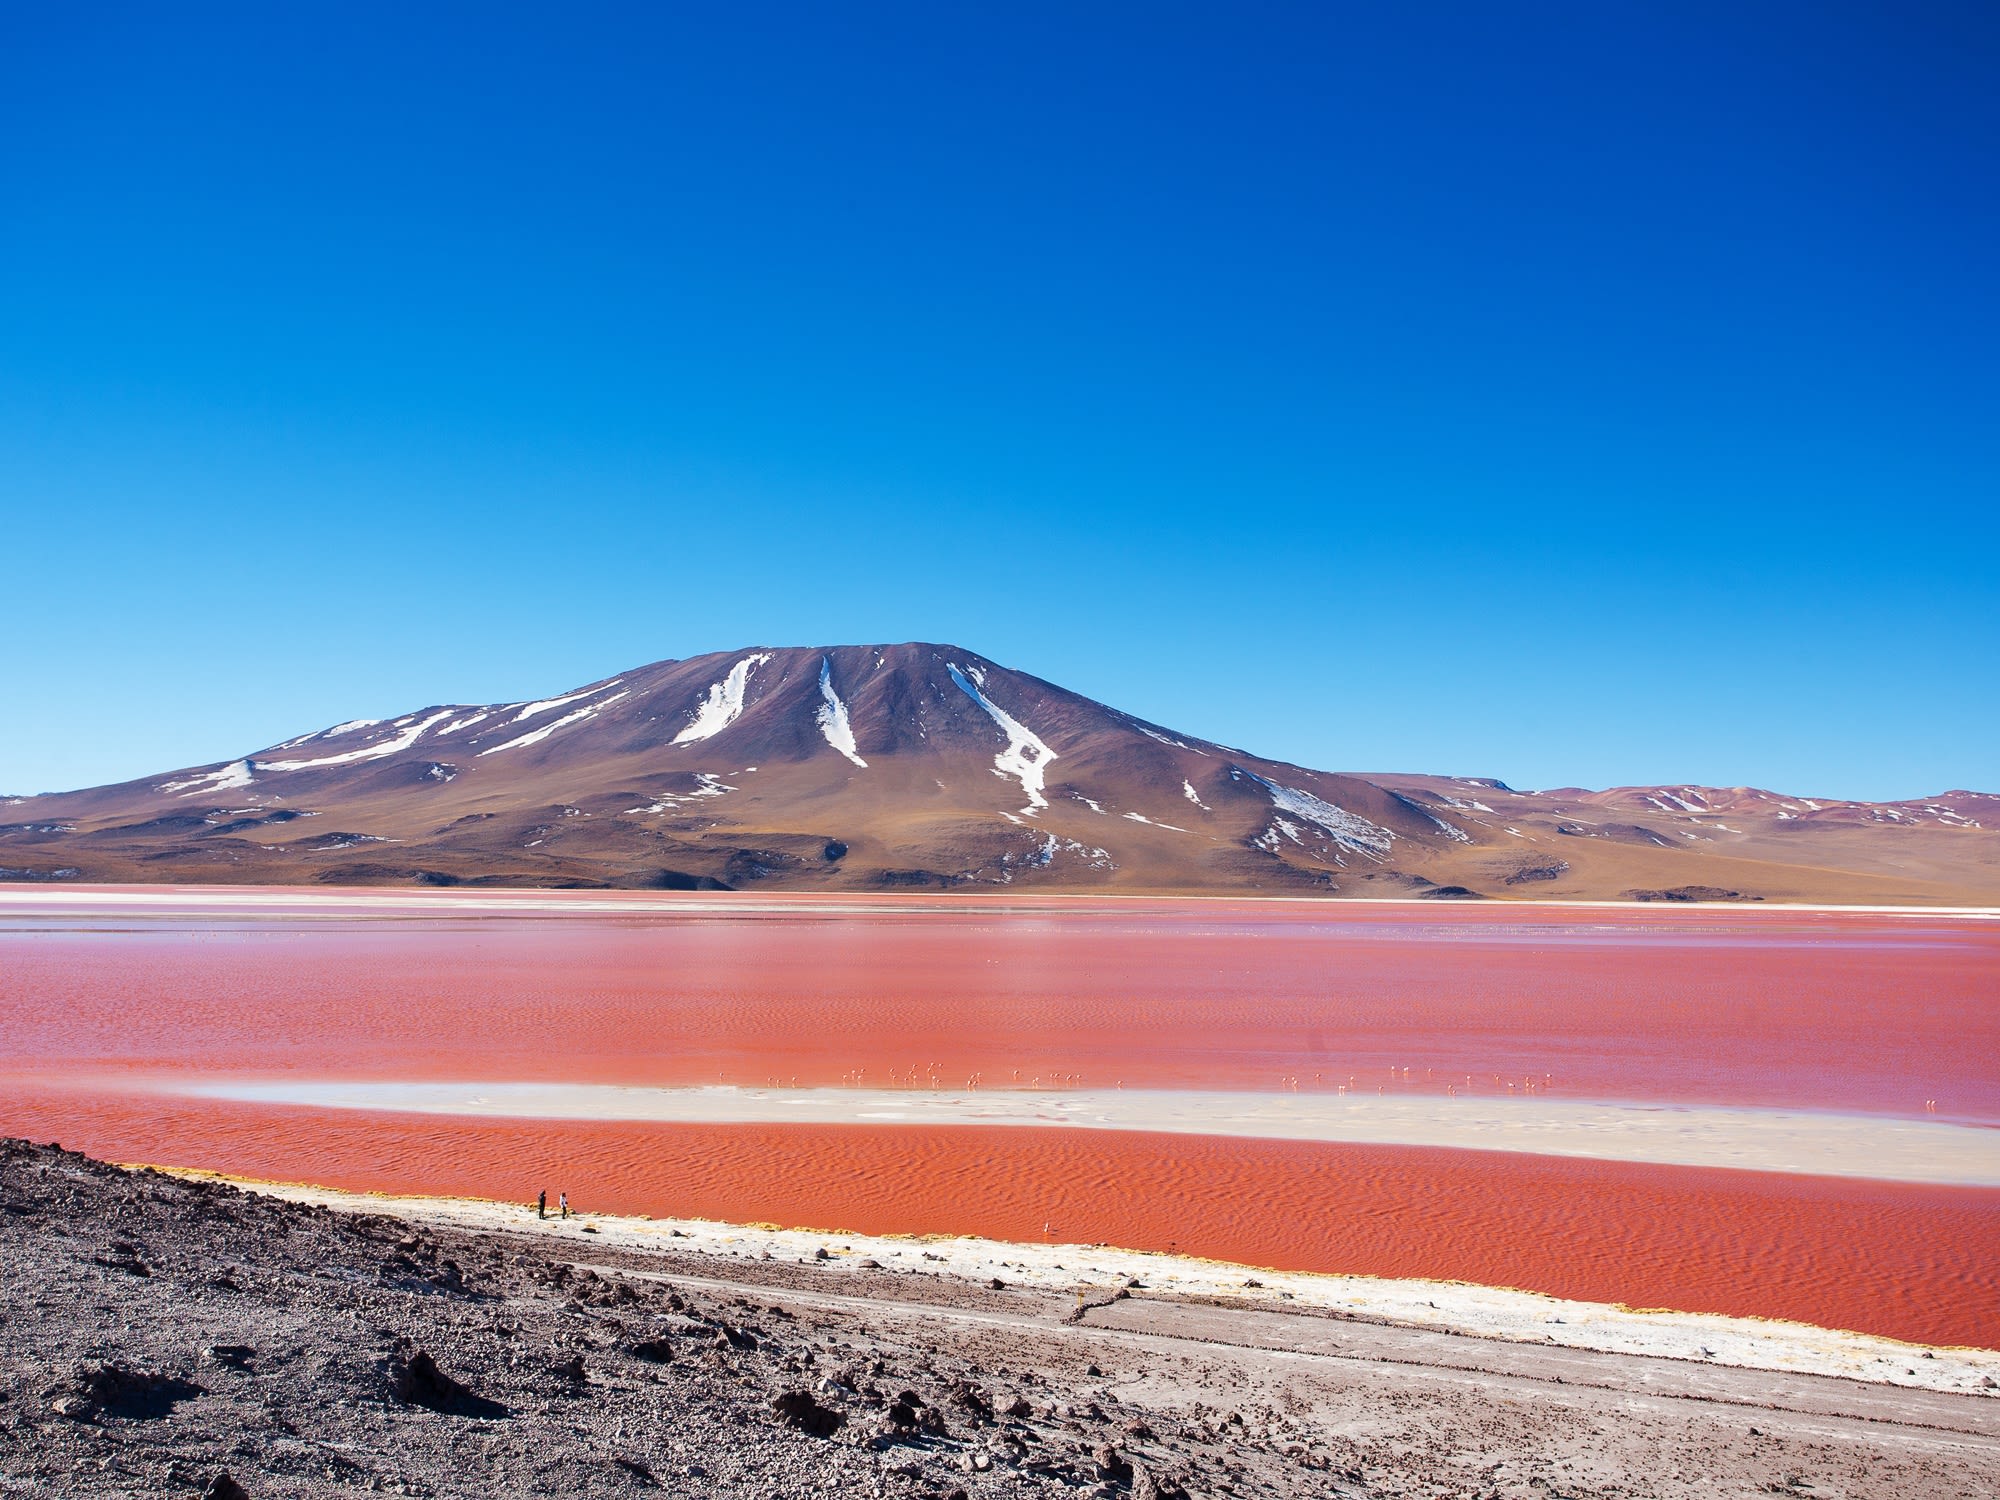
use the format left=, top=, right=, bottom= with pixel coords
left=3, top=3, right=1995, bottom=799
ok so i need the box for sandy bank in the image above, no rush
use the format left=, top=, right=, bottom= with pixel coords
left=172, top=1080, right=2000, bottom=1186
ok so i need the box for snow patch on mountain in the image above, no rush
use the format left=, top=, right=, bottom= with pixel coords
left=1438, top=793, right=1496, bottom=815
left=627, top=773, right=736, bottom=815
left=1123, top=812, right=1189, bottom=833
left=264, top=712, right=455, bottom=772
left=479, top=692, right=630, bottom=756
left=673, top=654, right=772, bottom=745
left=1425, top=811, right=1472, bottom=843
left=436, top=711, right=490, bottom=736
left=1183, top=780, right=1210, bottom=810
left=309, top=833, right=388, bottom=853
left=270, top=718, right=380, bottom=752
left=1233, top=767, right=1393, bottom=858
left=816, top=657, right=867, bottom=768
left=161, top=760, right=257, bottom=797
left=1390, top=791, right=1470, bottom=843
left=1026, top=833, right=1115, bottom=871
left=948, top=663, right=1056, bottom=815
left=1132, top=720, right=1207, bottom=755
left=506, top=682, right=624, bottom=726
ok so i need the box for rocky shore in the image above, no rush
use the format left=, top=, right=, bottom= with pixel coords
left=2, top=1138, right=1996, bottom=1499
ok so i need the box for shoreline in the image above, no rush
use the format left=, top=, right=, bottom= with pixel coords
left=4, top=882, right=1998, bottom=917
left=164, top=1165, right=2000, bottom=1390
left=16, top=1136, right=1999, bottom=1500
left=160, top=1079, right=2000, bottom=1186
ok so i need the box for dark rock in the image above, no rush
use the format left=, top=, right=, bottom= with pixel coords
left=885, top=1389, right=944, bottom=1433
left=772, top=1388, right=846, bottom=1438
left=203, top=1344, right=256, bottom=1370
left=642, top=869, right=734, bottom=892
left=1094, top=1444, right=1134, bottom=1483
left=1132, top=1464, right=1190, bottom=1500
left=950, top=1381, right=992, bottom=1418
left=66, top=1359, right=203, bottom=1419
left=92, top=1240, right=153, bottom=1276
left=612, top=1456, right=658, bottom=1485
left=203, top=1474, right=251, bottom=1500
left=878, top=868, right=960, bottom=889
left=1623, top=885, right=1752, bottom=903
left=627, top=1337, right=674, bottom=1364
left=391, top=1350, right=508, bottom=1418
left=1504, top=860, right=1570, bottom=885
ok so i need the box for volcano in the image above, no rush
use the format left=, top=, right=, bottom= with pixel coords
left=3, top=644, right=1994, bottom=903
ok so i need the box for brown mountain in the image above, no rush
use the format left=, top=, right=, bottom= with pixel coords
left=3, top=644, right=1995, bottom=903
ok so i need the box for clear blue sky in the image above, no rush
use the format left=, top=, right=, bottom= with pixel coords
left=3, top=3, right=1995, bottom=799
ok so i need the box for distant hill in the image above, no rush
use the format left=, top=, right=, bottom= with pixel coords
left=4, top=643, right=1995, bottom=903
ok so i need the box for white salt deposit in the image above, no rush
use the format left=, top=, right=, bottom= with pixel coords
left=225, top=1178, right=2000, bottom=1394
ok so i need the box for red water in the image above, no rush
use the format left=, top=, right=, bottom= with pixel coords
left=4, top=894, right=1994, bottom=1114
left=4, top=893, right=1997, bottom=1345
left=10, top=1088, right=1996, bottom=1349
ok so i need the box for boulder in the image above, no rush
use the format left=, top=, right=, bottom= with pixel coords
left=64, top=1359, right=202, bottom=1420
left=390, top=1350, right=507, bottom=1418
left=772, top=1389, right=846, bottom=1438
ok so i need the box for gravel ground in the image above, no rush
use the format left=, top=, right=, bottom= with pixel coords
left=3, top=1137, right=1996, bottom=1499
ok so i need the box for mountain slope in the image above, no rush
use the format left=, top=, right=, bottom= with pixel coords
left=3, top=644, right=1995, bottom=903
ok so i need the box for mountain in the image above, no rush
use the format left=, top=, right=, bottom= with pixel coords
left=3, top=644, right=1995, bottom=903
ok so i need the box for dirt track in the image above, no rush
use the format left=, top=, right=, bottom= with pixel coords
left=3, top=1139, right=1995, bottom=1499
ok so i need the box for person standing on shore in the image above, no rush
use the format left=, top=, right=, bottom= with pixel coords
left=537, top=1189, right=546, bottom=1220
left=559, top=1192, right=569, bottom=1220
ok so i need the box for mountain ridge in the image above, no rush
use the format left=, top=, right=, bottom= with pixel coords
left=4, top=643, right=1995, bottom=904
